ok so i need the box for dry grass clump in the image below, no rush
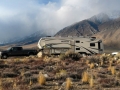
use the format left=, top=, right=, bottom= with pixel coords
left=116, top=71, right=120, bottom=79
left=65, top=78, right=72, bottom=90
left=55, top=69, right=67, bottom=79
left=29, top=79, right=32, bottom=86
left=0, top=78, right=2, bottom=90
left=38, top=72, right=46, bottom=85
left=59, top=51, right=82, bottom=61
left=89, top=75, right=94, bottom=88
left=82, top=71, right=89, bottom=84
left=107, top=60, right=116, bottom=75
left=111, top=66, right=116, bottom=75
left=82, top=71, right=94, bottom=87
left=117, top=59, right=120, bottom=64
left=13, top=79, right=17, bottom=89
left=88, top=63, right=95, bottom=69
left=59, top=69, right=67, bottom=77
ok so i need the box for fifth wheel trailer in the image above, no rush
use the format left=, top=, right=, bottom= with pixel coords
left=37, top=36, right=104, bottom=55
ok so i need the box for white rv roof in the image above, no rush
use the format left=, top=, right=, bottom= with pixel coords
left=41, top=36, right=98, bottom=41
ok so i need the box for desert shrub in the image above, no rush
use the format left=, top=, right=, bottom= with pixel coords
left=24, top=75, right=38, bottom=84
left=99, top=78, right=116, bottom=87
left=59, top=53, right=66, bottom=60
left=59, top=69, right=67, bottom=77
left=59, top=51, right=82, bottom=61
left=55, top=69, right=67, bottom=80
left=0, top=60, right=6, bottom=64
left=2, top=72, right=18, bottom=78
left=69, top=72, right=81, bottom=80
left=24, top=71, right=32, bottom=77
left=30, top=84, right=45, bottom=90
left=87, top=56, right=100, bottom=64
left=0, top=64, right=9, bottom=68
left=100, top=54, right=113, bottom=64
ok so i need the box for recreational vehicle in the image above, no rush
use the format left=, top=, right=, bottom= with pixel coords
left=37, top=36, right=104, bottom=55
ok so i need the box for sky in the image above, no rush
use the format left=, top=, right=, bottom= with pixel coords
left=0, top=0, right=120, bottom=42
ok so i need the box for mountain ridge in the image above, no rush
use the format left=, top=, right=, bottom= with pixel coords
left=55, top=12, right=120, bottom=49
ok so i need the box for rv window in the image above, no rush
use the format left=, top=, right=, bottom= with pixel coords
left=76, top=48, right=80, bottom=50
left=90, top=43, right=95, bottom=47
left=76, top=41, right=80, bottom=43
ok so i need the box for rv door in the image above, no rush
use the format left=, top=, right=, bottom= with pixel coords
left=98, top=40, right=104, bottom=53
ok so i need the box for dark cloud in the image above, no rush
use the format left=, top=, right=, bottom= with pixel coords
left=0, top=0, right=120, bottom=43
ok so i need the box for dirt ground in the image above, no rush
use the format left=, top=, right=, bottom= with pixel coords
left=0, top=54, right=119, bottom=90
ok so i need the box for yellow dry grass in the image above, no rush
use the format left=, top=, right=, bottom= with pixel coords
left=65, top=78, right=72, bottom=90
left=89, top=63, right=94, bottom=69
left=89, top=76, right=94, bottom=88
left=82, top=71, right=89, bottom=83
left=0, top=78, right=2, bottom=90
left=111, top=66, right=116, bottom=75
left=38, top=72, right=46, bottom=85
left=100, top=59, right=103, bottom=66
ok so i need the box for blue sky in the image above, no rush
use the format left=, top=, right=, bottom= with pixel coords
left=0, top=0, right=120, bottom=42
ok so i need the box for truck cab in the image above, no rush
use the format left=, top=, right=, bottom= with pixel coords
left=7, top=47, right=23, bottom=56
left=0, top=47, right=37, bottom=59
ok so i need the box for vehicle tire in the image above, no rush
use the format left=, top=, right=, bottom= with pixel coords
left=28, top=52, right=34, bottom=56
left=2, top=54, right=8, bottom=59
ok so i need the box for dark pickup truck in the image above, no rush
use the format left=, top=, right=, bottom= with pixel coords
left=0, top=47, right=38, bottom=59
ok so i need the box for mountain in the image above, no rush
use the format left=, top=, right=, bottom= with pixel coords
left=0, top=31, right=46, bottom=46
left=55, top=20, right=99, bottom=37
left=94, top=17, right=120, bottom=48
left=55, top=12, right=120, bottom=49
left=89, top=13, right=111, bottom=25
left=55, top=13, right=110, bottom=37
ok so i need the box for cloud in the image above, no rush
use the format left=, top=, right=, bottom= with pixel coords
left=0, top=0, right=120, bottom=42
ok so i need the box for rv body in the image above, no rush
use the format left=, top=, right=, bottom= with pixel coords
left=37, top=36, right=104, bottom=55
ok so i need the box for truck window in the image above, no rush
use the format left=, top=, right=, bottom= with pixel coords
left=76, top=41, right=80, bottom=43
left=13, top=47, right=17, bottom=51
left=90, top=43, right=95, bottom=47
left=17, top=47, right=22, bottom=50
left=12, top=47, right=22, bottom=51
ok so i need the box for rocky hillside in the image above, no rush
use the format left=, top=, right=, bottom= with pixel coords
left=55, top=13, right=110, bottom=37
left=94, top=17, right=120, bottom=48
left=55, top=20, right=99, bottom=37
left=55, top=13, right=120, bottom=49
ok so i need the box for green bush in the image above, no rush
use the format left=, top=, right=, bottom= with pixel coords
left=59, top=51, right=82, bottom=61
